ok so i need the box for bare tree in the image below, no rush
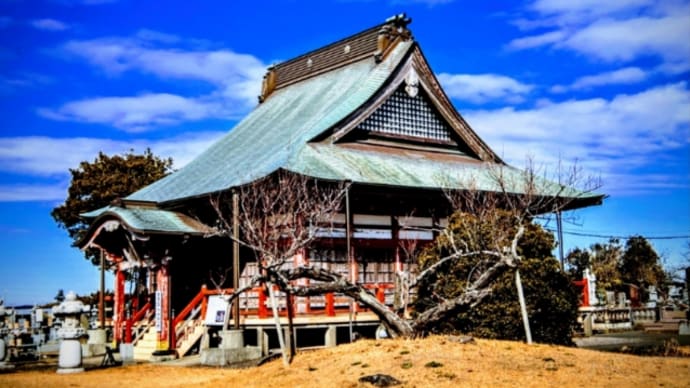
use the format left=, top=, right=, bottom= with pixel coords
left=210, top=170, right=347, bottom=364
left=208, top=161, right=601, bottom=357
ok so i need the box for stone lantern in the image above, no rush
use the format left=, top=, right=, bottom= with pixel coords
left=53, top=291, right=90, bottom=374
left=0, top=299, right=14, bottom=370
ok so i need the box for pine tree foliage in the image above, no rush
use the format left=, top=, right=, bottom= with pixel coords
left=414, top=211, right=578, bottom=345
left=51, top=149, right=173, bottom=265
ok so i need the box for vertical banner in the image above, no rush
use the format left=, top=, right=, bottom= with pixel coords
left=156, top=267, right=169, bottom=346
left=155, top=290, right=162, bottom=332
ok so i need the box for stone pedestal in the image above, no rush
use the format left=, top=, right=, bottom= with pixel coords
left=325, top=325, right=337, bottom=348
left=679, top=321, right=690, bottom=346
left=219, top=330, right=244, bottom=349
left=53, top=291, right=89, bottom=374
left=0, top=338, right=14, bottom=370
left=57, top=340, right=84, bottom=374
left=201, top=329, right=263, bottom=366
left=120, top=343, right=134, bottom=364
left=583, top=314, right=593, bottom=337
left=86, top=329, right=107, bottom=357
left=0, top=299, right=15, bottom=370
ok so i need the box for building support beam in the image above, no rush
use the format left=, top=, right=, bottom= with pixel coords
left=114, top=266, right=125, bottom=344
left=99, top=250, right=105, bottom=329
left=232, top=191, right=240, bottom=330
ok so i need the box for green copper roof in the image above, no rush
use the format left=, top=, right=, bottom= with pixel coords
left=125, top=36, right=602, bottom=209
left=81, top=206, right=213, bottom=235
left=288, top=144, right=595, bottom=201
left=127, top=42, right=414, bottom=204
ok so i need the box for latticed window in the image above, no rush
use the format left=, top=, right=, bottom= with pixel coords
left=358, top=86, right=452, bottom=142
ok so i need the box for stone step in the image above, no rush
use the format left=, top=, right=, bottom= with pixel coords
left=133, top=326, right=160, bottom=360
left=644, top=321, right=680, bottom=333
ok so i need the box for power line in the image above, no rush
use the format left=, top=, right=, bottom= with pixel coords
left=543, top=228, right=690, bottom=241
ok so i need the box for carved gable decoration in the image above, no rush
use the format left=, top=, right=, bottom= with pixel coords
left=357, top=85, right=453, bottom=143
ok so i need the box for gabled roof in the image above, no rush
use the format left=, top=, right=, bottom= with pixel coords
left=128, top=38, right=416, bottom=204
left=126, top=16, right=603, bottom=209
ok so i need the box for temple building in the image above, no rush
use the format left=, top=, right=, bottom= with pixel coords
left=79, top=15, right=604, bottom=358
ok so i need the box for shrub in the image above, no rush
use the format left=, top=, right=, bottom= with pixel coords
left=413, top=211, right=578, bottom=345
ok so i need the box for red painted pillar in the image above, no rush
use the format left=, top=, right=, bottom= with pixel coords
left=376, top=287, right=385, bottom=304
left=114, top=267, right=125, bottom=344
left=125, top=318, right=132, bottom=343
left=200, top=285, right=209, bottom=320
left=258, top=286, right=268, bottom=318
left=582, top=278, right=590, bottom=307
left=326, top=293, right=335, bottom=317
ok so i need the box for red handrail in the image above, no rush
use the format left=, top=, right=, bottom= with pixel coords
left=131, top=302, right=151, bottom=323
left=169, top=282, right=397, bottom=348
left=172, top=285, right=213, bottom=331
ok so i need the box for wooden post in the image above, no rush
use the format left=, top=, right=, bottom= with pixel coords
left=515, top=270, right=532, bottom=344
left=267, top=282, right=289, bottom=366
left=346, top=184, right=354, bottom=342
left=167, top=261, right=174, bottom=351
left=556, top=211, right=565, bottom=270
left=99, top=249, right=105, bottom=329
left=114, top=266, right=125, bottom=344
left=233, top=191, right=240, bottom=330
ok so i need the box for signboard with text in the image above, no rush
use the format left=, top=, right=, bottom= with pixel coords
left=155, top=290, right=162, bottom=332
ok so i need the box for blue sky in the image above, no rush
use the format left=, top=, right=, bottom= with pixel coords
left=0, top=0, right=688, bottom=306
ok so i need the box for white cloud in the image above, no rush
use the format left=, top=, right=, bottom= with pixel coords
left=45, top=33, right=266, bottom=131
left=39, top=93, right=217, bottom=132
left=62, top=36, right=265, bottom=105
left=436, top=73, right=533, bottom=104
left=465, top=82, right=690, bottom=195
left=511, top=1, right=690, bottom=71
left=531, top=0, right=655, bottom=20
left=564, top=15, right=690, bottom=64
left=0, top=132, right=224, bottom=178
left=552, top=67, right=648, bottom=92
left=0, top=184, right=68, bottom=202
left=507, top=30, right=565, bottom=50
left=31, top=18, right=69, bottom=31
left=571, top=67, right=647, bottom=89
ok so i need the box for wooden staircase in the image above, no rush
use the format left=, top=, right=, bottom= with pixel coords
left=175, top=319, right=206, bottom=357
left=133, top=327, right=158, bottom=360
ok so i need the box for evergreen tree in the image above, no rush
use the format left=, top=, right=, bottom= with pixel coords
left=619, top=236, right=666, bottom=295
left=51, top=149, right=173, bottom=265
left=414, top=211, right=578, bottom=345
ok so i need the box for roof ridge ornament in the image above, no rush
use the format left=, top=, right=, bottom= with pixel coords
left=259, top=65, right=277, bottom=103
left=375, top=13, right=413, bottom=63
left=404, top=69, right=419, bottom=98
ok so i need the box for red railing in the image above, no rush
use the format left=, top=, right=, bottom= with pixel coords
left=132, top=302, right=152, bottom=322
left=169, top=282, right=396, bottom=349
left=124, top=302, right=151, bottom=344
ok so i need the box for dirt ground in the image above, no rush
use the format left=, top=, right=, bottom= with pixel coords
left=2, top=336, right=689, bottom=387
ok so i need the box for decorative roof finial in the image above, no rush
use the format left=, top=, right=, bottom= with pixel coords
left=375, top=14, right=413, bottom=63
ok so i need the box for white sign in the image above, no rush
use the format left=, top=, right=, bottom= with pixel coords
left=204, top=295, right=230, bottom=326
left=155, top=291, right=162, bottom=332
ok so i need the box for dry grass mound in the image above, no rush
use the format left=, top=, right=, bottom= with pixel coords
left=2, top=336, right=689, bottom=387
